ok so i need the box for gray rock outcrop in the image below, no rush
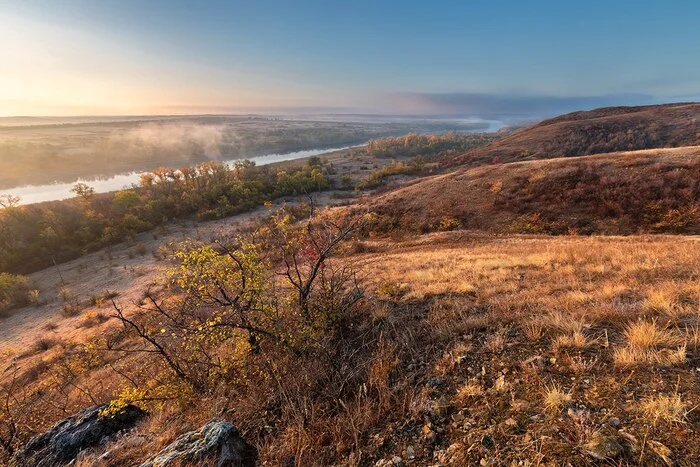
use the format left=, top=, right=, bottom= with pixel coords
left=11, top=403, right=145, bottom=467
left=140, top=419, right=257, bottom=467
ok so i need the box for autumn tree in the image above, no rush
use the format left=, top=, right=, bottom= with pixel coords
left=70, top=183, right=95, bottom=202
left=0, top=195, right=20, bottom=210
left=107, top=205, right=365, bottom=404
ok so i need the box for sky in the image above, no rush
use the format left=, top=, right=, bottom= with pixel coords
left=1, top=0, right=699, bottom=118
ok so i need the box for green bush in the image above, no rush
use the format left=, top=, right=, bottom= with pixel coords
left=357, top=161, right=423, bottom=190
left=0, top=273, right=31, bottom=316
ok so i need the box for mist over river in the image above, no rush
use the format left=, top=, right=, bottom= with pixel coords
left=0, top=114, right=505, bottom=205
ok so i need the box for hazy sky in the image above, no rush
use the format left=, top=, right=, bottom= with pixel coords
left=1, top=0, right=699, bottom=117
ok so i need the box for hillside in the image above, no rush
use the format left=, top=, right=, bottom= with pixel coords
left=452, top=102, right=700, bottom=166
left=367, top=146, right=700, bottom=235
left=5, top=230, right=700, bottom=465
left=3, top=110, right=700, bottom=466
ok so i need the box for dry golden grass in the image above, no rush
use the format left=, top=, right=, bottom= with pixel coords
left=552, top=330, right=590, bottom=351
left=643, top=290, right=678, bottom=316
left=623, top=320, right=681, bottom=349
left=613, top=320, right=686, bottom=367
left=640, top=393, right=689, bottom=425
left=613, top=345, right=687, bottom=367
left=370, top=145, right=700, bottom=236
left=455, top=381, right=483, bottom=403
left=7, top=232, right=700, bottom=466
left=351, top=233, right=700, bottom=462
left=542, top=310, right=589, bottom=335
left=685, top=324, right=700, bottom=350
left=543, top=383, right=572, bottom=414
left=357, top=232, right=700, bottom=372
left=359, top=234, right=700, bottom=336
left=452, top=103, right=700, bottom=166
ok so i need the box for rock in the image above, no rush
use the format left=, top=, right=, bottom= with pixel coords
left=421, top=423, right=436, bottom=444
left=391, top=455, right=404, bottom=465
left=140, top=419, right=257, bottom=467
left=504, top=417, right=518, bottom=427
left=434, top=443, right=464, bottom=465
left=432, top=396, right=451, bottom=416
left=492, top=375, right=507, bottom=392
left=427, top=378, right=445, bottom=388
left=522, top=355, right=543, bottom=367
left=584, top=434, right=623, bottom=460
left=405, top=445, right=416, bottom=460
left=618, top=431, right=640, bottom=454
left=481, top=435, right=494, bottom=449
left=607, top=416, right=621, bottom=428
left=375, top=459, right=394, bottom=467
left=648, top=440, right=673, bottom=466
left=11, top=404, right=145, bottom=467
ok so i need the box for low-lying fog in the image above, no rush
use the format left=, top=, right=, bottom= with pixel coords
left=0, top=114, right=500, bottom=204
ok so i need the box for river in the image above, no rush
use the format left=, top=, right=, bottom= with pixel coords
left=8, top=144, right=361, bottom=206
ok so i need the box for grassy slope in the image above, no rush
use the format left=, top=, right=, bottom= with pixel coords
left=452, top=102, right=700, bottom=166
left=12, top=233, right=700, bottom=466
left=4, top=104, right=700, bottom=465
left=350, top=232, right=700, bottom=465
left=368, top=146, right=700, bottom=234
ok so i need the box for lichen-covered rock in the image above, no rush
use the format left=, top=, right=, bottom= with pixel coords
left=11, top=404, right=145, bottom=467
left=584, top=434, right=623, bottom=460
left=140, top=419, right=257, bottom=467
left=649, top=440, right=673, bottom=466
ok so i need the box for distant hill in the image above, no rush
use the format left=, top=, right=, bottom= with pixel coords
left=367, top=146, right=700, bottom=235
left=452, top=102, right=700, bottom=166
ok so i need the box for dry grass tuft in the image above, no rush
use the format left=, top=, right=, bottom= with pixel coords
left=569, top=355, right=597, bottom=374
left=613, top=345, right=686, bottom=367
left=484, top=329, right=506, bottom=353
left=543, top=310, right=589, bottom=335
left=623, top=320, right=680, bottom=349
left=612, top=319, right=687, bottom=366
left=522, top=321, right=545, bottom=341
left=31, top=337, right=59, bottom=353
left=553, top=330, right=590, bottom=352
left=78, top=310, right=111, bottom=328
left=643, top=290, right=679, bottom=316
left=640, top=393, right=688, bottom=425
left=455, top=381, right=483, bottom=404
left=685, top=324, right=700, bottom=350
left=543, top=383, right=572, bottom=414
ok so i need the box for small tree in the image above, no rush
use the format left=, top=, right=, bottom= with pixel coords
left=71, top=183, right=95, bottom=202
left=107, top=205, right=366, bottom=402
left=0, top=195, right=19, bottom=210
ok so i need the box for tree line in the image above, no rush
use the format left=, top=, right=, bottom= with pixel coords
left=0, top=159, right=330, bottom=275
left=365, top=131, right=497, bottom=159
